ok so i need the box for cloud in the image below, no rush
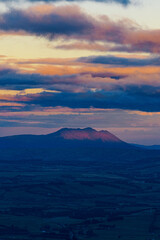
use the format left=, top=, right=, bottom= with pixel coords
left=55, top=42, right=111, bottom=52
left=0, top=5, right=93, bottom=39
left=0, top=4, right=159, bottom=53
left=0, top=67, right=128, bottom=91
left=3, top=80, right=158, bottom=113
left=0, top=69, right=55, bottom=90
left=78, top=55, right=160, bottom=66
left=0, top=4, right=134, bottom=44
left=14, top=85, right=160, bottom=113
left=0, top=0, right=131, bottom=4
left=1, top=64, right=160, bottom=113
left=0, top=65, right=160, bottom=93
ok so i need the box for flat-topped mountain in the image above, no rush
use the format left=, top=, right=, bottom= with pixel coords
left=0, top=128, right=125, bottom=147
left=0, top=128, right=159, bottom=163
left=49, top=128, right=122, bottom=142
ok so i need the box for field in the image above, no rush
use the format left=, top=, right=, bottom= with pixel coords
left=0, top=158, right=160, bottom=240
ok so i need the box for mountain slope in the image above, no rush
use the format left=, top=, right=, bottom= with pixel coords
left=0, top=128, right=159, bottom=164
left=50, top=127, right=122, bottom=142
left=0, top=128, right=127, bottom=149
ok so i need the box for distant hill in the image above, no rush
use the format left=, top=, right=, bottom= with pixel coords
left=0, top=128, right=127, bottom=148
left=132, top=143, right=160, bottom=150
left=0, top=128, right=160, bottom=164
left=48, top=127, right=123, bottom=142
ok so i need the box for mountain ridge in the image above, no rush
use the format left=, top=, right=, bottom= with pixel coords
left=0, top=127, right=123, bottom=143
left=48, top=127, right=123, bottom=142
left=0, top=128, right=160, bottom=164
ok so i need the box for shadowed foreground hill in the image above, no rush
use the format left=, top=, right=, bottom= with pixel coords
left=1, top=129, right=160, bottom=240
left=0, top=128, right=160, bottom=164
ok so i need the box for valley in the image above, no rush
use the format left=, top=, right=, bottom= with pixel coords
left=0, top=128, right=160, bottom=239
left=0, top=158, right=160, bottom=239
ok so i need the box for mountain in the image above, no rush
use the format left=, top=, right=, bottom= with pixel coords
left=0, top=128, right=126, bottom=149
left=0, top=128, right=160, bottom=164
left=49, top=127, right=123, bottom=142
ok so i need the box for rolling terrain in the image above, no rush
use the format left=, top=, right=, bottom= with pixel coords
left=0, top=128, right=160, bottom=239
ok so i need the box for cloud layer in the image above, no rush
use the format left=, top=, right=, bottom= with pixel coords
left=0, top=4, right=160, bottom=53
left=78, top=55, right=160, bottom=66
left=0, top=1, right=160, bottom=144
left=0, top=0, right=131, bottom=4
left=1, top=65, right=160, bottom=113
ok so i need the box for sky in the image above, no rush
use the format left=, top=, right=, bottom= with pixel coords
left=0, top=0, right=160, bottom=144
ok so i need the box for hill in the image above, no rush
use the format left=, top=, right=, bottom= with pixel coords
left=0, top=129, right=160, bottom=239
left=0, top=128, right=159, bottom=164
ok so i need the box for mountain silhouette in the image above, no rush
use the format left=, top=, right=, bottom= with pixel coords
left=48, top=127, right=123, bottom=142
left=0, top=128, right=126, bottom=148
left=0, top=128, right=159, bottom=164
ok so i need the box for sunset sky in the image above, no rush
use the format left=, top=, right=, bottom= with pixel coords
left=0, top=0, right=160, bottom=144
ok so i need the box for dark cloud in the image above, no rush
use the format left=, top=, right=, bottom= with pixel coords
left=18, top=86, right=160, bottom=112
left=82, top=71, right=126, bottom=79
left=0, top=69, right=54, bottom=90
left=0, top=5, right=136, bottom=43
left=111, top=43, right=160, bottom=54
left=0, top=69, right=84, bottom=91
left=1, top=0, right=131, bottom=4
left=1, top=67, right=160, bottom=113
left=0, top=7, right=92, bottom=39
left=0, top=4, right=160, bottom=54
left=78, top=55, right=160, bottom=66
left=0, top=69, right=94, bottom=92
left=0, top=68, right=126, bottom=91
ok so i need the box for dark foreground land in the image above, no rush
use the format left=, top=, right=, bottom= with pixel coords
left=0, top=129, right=160, bottom=240
left=0, top=158, right=160, bottom=240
